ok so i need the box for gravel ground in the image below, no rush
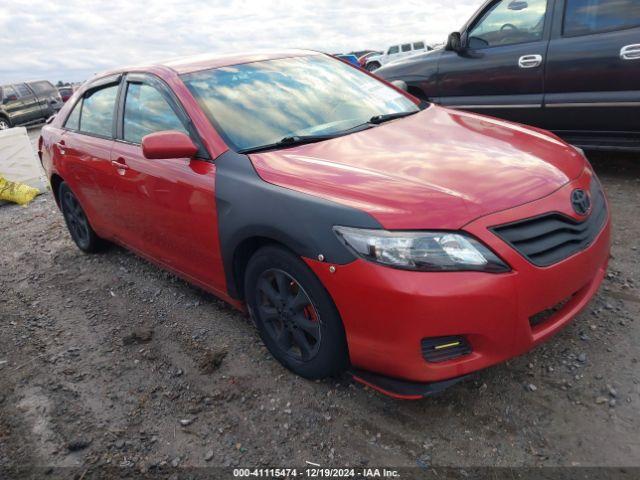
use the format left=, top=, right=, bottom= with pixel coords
left=1, top=128, right=639, bottom=477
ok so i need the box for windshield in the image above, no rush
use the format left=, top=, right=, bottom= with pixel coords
left=182, top=54, right=419, bottom=152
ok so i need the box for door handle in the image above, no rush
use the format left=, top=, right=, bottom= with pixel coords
left=518, top=54, right=542, bottom=68
left=111, top=158, right=130, bottom=170
left=55, top=140, right=66, bottom=155
left=620, top=44, right=640, bottom=60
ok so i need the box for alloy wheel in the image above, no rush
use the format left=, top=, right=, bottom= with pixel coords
left=62, top=190, right=90, bottom=247
left=256, top=269, right=321, bottom=362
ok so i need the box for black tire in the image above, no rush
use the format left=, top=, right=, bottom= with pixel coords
left=245, top=245, right=349, bottom=379
left=0, top=116, right=11, bottom=130
left=58, top=182, right=104, bottom=253
left=365, top=61, right=380, bottom=72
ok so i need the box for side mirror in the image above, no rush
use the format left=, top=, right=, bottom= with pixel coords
left=141, top=131, right=198, bottom=160
left=445, top=32, right=464, bottom=53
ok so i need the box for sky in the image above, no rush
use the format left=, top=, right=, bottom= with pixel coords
left=0, top=0, right=480, bottom=84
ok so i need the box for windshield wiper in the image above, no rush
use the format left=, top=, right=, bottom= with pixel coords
left=369, top=110, right=418, bottom=124
left=238, top=134, right=340, bottom=154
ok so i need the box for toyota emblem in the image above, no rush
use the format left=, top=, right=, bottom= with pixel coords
left=571, top=189, right=591, bottom=216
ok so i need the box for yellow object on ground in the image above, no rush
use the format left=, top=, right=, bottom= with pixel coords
left=0, top=176, right=39, bottom=205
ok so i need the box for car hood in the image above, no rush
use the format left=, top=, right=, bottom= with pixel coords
left=249, top=106, right=586, bottom=230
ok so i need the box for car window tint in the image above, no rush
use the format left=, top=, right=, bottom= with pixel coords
left=2, top=85, right=17, bottom=101
left=468, top=0, right=547, bottom=48
left=401, top=44, right=412, bottom=52
left=388, top=46, right=399, bottom=54
left=65, top=100, right=81, bottom=130
left=123, top=83, right=188, bottom=144
left=564, top=0, right=640, bottom=36
left=80, top=85, right=118, bottom=137
left=413, top=42, right=425, bottom=50
left=29, top=81, right=54, bottom=94
left=14, top=84, right=32, bottom=97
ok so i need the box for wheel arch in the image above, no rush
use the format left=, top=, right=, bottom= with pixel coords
left=50, top=173, right=65, bottom=208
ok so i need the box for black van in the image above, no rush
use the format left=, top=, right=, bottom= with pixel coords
left=0, top=81, right=63, bottom=130
left=376, top=0, right=640, bottom=151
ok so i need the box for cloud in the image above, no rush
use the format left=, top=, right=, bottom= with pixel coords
left=0, top=0, right=480, bottom=83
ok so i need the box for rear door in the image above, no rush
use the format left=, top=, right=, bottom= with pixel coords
left=14, top=83, right=41, bottom=123
left=57, top=78, right=121, bottom=233
left=436, top=0, right=552, bottom=127
left=543, top=0, right=640, bottom=143
left=109, top=74, right=225, bottom=293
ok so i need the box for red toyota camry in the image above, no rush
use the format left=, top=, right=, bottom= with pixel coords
left=39, top=50, right=611, bottom=399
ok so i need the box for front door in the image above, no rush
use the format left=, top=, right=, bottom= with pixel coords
left=108, top=75, right=225, bottom=294
left=436, top=0, right=552, bottom=127
left=543, top=0, right=640, bottom=141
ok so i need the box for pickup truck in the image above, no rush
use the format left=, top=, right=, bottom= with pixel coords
left=375, top=0, right=640, bottom=151
left=0, top=81, right=63, bottom=130
left=365, top=41, right=433, bottom=71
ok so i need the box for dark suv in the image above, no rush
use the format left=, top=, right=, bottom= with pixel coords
left=0, top=81, right=63, bottom=130
left=376, top=0, right=640, bottom=151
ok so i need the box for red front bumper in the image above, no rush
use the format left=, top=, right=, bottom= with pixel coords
left=305, top=170, right=611, bottom=396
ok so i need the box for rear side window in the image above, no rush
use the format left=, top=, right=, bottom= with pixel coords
left=80, top=85, right=118, bottom=137
left=14, top=84, right=32, bottom=97
left=564, top=0, right=640, bottom=36
left=64, top=100, right=81, bottom=130
left=123, top=83, right=188, bottom=144
left=401, top=44, right=412, bottom=52
left=388, top=46, right=399, bottom=54
left=29, top=81, right=54, bottom=95
left=413, top=41, right=425, bottom=50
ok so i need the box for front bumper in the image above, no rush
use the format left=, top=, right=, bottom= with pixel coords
left=305, top=170, right=611, bottom=391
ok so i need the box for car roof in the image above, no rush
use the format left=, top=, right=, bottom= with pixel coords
left=100, top=49, right=322, bottom=78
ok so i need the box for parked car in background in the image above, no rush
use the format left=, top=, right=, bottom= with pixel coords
left=335, top=54, right=360, bottom=66
left=357, top=51, right=382, bottom=68
left=365, top=41, right=432, bottom=71
left=0, top=81, right=62, bottom=129
left=40, top=50, right=609, bottom=398
left=376, top=0, right=640, bottom=151
left=58, top=86, right=74, bottom=102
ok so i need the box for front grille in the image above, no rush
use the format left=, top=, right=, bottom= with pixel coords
left=421, top=336, right=472, bottom=363
left=491, top=178, right=607, bottom=267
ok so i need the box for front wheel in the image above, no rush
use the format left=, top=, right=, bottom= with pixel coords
left=59, top=182, right=104, bottom=253
left=365, top=61, right=381, bottom=72
left=244, top=246, right=349, bottom=379
left=0, top=117, right=11, bottom=130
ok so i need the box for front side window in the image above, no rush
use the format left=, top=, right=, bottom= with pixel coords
left=29, top=81, right=54, bottom=95
left=182, top=55, right=418, bottom=152
left=123, top=83, right=188, bottom=144
left=564, top=0, right=640, bottom=36
left=2, top=85, right=17, bottom=101
left=65, top=100, right=81, bottom=130
left=80, top=84, right=118, bottom=137
left=401, top=44, right=412, bottom=52
left=413, top=42, right=425, bottom=50
left=388, top=46, right=399, bottom=54
left=468, top=0, right=548, bottom=48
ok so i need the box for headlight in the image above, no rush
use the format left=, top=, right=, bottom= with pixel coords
left=333, top=226, right=510, bottom=273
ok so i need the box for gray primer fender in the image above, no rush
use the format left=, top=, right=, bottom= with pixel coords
left=215, top=150, right=382, bottom=299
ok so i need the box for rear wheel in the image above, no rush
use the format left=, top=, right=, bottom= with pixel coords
left=0, top=116, right=11, bottom=130
left=59, top=182, right=103, bottom=253
left=245, top=246, right=349, bottom=379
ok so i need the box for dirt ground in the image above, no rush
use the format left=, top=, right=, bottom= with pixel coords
left=1, top=127, right=639, bottom=477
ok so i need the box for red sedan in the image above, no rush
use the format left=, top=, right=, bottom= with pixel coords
left=39, top=50, right=611, bottom=399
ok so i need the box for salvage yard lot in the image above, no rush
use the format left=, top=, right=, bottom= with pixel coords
left=1, top=128, right=639, bottom=473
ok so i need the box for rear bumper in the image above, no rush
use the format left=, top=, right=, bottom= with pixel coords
left=306, top=170, right=611, bottom=386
